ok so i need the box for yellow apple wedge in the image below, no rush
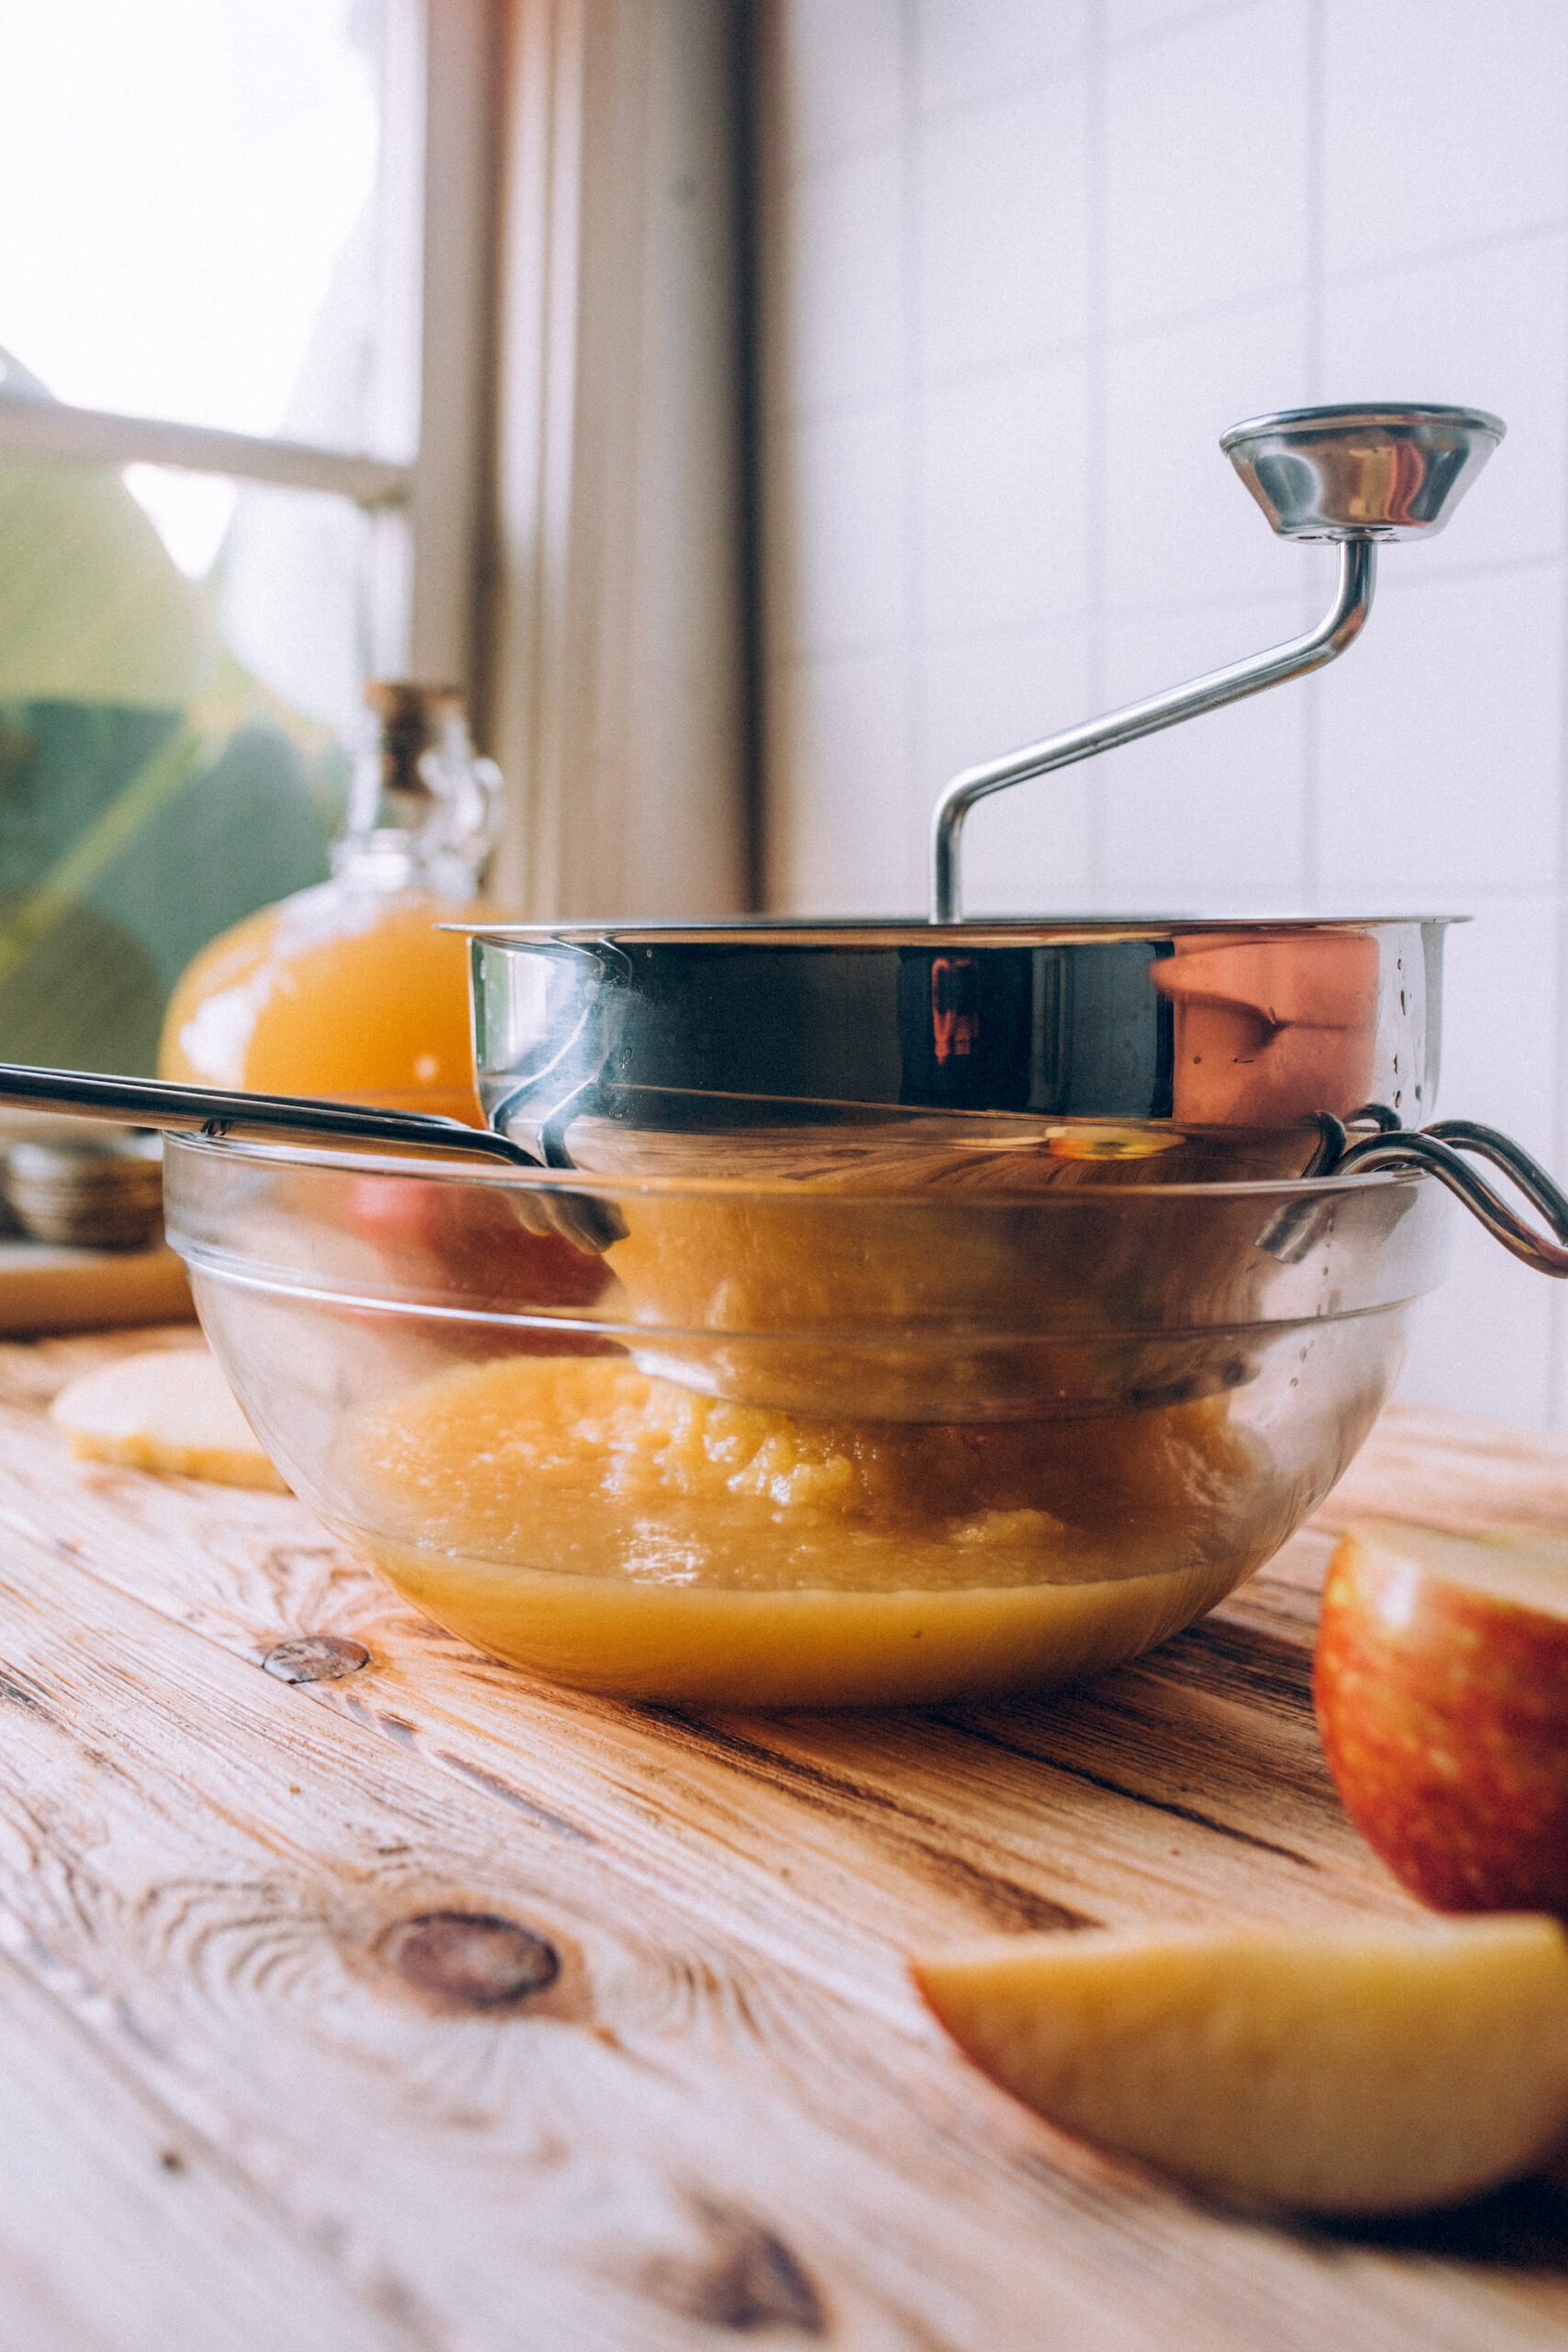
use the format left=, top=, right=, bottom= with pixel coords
left=51, top=1349, right=289, bottom=1493
left=913, top=1917, right=1568, bottom=2214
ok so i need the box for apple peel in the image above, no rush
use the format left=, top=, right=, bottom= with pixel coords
left=913, top=1917, right=1568, bottom=2215
left=1316, top=1522, right=1568, bottom=1917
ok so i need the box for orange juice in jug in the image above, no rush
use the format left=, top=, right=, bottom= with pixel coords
left=160, top=683, right=502, bottom=1122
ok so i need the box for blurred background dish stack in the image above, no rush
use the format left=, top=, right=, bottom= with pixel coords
left=0, top=1111, right=190, bottom=1333
left=4, top=1118, right=162, bottom=1246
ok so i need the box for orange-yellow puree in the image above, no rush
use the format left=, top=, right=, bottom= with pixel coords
left=338, top=1354, right=1272, bottom=1705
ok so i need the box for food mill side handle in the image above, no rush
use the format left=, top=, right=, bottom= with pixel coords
left=0, top=1061, right=544, bottom=1169
left=1335, top=1120, right=1568, bottom=1279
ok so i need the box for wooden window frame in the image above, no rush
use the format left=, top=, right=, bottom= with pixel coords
left=0, top=0, right=502, bottom=700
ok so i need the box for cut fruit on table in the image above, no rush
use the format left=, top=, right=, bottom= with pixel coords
left=51, top=1347, right=289, bottom=1493
left=1315, top=1522, right=1568, bottom=1917
left=912, top=1917, right=1568, bottom=2215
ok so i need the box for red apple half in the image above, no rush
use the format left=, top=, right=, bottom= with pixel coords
left=1314, top=1522, right=1568, bottom=1916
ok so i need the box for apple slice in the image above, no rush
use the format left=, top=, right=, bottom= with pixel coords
left=1315, top=1522, right=1568, bottom=1916
left=913, top=1917, right=1568, bottom=2214
left=51, top=1349, right=289, bottom=1493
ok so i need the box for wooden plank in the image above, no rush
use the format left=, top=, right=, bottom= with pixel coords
left=0, top=1941, right=417, bottom=2352
left=1324, top=1402, right=1568, bottom=1538
left=0, top=1239, right=193, bottom=1337
left=2, top=1332, right=1568, bottom=2348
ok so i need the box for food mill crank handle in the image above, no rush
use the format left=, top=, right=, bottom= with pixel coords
left=928, top=403, right=1504, bottom=922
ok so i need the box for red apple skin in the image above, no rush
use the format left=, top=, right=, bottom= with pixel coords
left=346, top=1175, right=612, bottom=1311
left=1314, top=1532, right=1568, bottom=1917
left=342, top=1174, right=620, bottom=1362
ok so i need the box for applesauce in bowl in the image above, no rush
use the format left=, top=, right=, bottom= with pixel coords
left=163, top=1136, right=1450, bottom=1707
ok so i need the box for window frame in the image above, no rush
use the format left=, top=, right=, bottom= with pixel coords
left=0, top=0, right=501, bottom=701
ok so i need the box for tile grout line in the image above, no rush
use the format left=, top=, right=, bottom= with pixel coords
left=769, top=194, right=1568, bottom=438
left=1535, top=15, right=1568, bottom=1426
left=1084, top=0, right=1109, bottom=903
left=784, top=0, right=1269, bottom=174
left=779, top=551, right=1568, bottom=676
left=1547, top=209, right=1568, bottom=1425
left=1300, top=0, right=1327, bottom=910
left=780, top=154, right=1567, bottom=311
left=899, top=0, right=928, bottom=910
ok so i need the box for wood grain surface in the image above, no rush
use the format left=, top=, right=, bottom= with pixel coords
left=2, top=1328, right=1567, bottom=2352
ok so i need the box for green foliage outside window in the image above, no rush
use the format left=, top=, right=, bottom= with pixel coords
left=0, top=444, right=344, bottom=1074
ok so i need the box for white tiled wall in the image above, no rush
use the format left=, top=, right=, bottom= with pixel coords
left=758, top=0, right=1568, bottom=1429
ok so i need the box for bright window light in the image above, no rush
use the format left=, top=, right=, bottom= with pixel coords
left=120, top=466, right=242, bottom=580
left=0, top=0, right=381, bottom=448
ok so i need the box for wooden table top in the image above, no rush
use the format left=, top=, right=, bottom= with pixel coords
left=4, top=1325, right=1568, bottom=2352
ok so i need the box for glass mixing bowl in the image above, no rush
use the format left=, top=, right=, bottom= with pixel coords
left=163, top=1136, right=1450, bottom=1708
